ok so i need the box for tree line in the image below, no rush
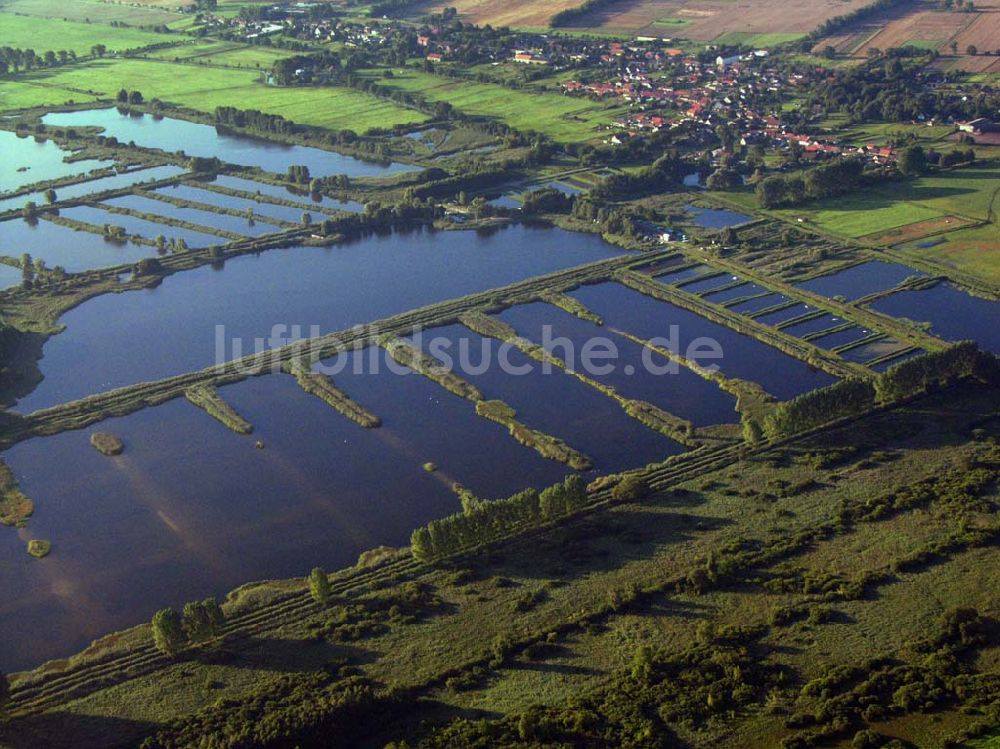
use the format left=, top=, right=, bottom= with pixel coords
left=151, top=598, right=226, bottom=655
left=411, top=475, right=589, bottom=562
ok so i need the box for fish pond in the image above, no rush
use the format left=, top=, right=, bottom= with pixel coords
left=41, top=109, right=420, bottom=178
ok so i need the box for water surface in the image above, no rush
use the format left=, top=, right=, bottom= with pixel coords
left=497, top=302, right=738, bottom=426
left=0, top=217, right=159, bottom=272
left=568, top=283, right=836, bottom=400
left=60, top=204, right=223, bottom=248
left=0, top=165, right=185, bottom=214
left=41, top=109, right=419, bottom=178
left=0, top=131, right=112, bottom=193
left=410, top=323, right=684, bottom=472
left=0, top=367, right=567, bottom=671
left=871, top=282, right=1000, bottom=353
left=795, top=260, right=925, bottom=301
left=16, top=224, right=621, bottom=412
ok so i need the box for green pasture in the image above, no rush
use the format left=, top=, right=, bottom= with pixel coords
left=358, top=66, right=626, bottom=142
left=0, top=12, right=172, bottom=55
left=0, top=59, right=428, bottom=131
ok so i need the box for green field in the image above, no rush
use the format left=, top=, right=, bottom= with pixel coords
left=358, top=66, right=627, bottom=142
left=771, top=163, right=1000, bottom=237
left=0, top=12, right=172, bottom=55
left=0, top=0, right=183, bottom=25
left=143, top=40, right=298, bottom=68
left=0, top=58, right=428, bottom=131
left=897, top=222, right=1000, bottom=284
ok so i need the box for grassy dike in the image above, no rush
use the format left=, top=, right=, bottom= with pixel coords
left=285, top=363, right=381, bottom=429
left=0, top=460, right=33, bottom=527
left=184, top=385, right=254, bottom=434
left=617, top=270, right=872, bottom=379
left=459, top=309, right=702, bottom=447
left=475, top=399, right=593, bottom=470
left=378, top=334, right=594, bottom=470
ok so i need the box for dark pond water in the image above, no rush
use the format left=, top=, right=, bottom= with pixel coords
left=497, top=302, right=738, bottom=426
left=104, top=193, right=283, bottom=237
left=0, top=363, right=569, bottom=671
left=15, top=224, right=621, bottom=412
left=0, top=165, right=185, bottom=214
left=567, top=282, right=836, bottom=400
left=871, top=282, right=1000, bottom=353
left=409, top=323, right=685, bottom=472
left=870, top=348, right=923, bottom=372
left=702, top=282, right=766, bottom=304
left=810, top=326, right=872, bottom=350
left=729, top=293, right=788, bottom=314
left=0, top=131, right=112, bottom=193
left=59, top=204, right=223, bottom=248
left=840, top=338, right=907, bottom=364
left=678, top=273, right=739, bottom=294
left=211, top=174, right=366, bottom=213
left=653, top=264, right=712, bottom=285
left=41, top=109, right=420, bottom=178
left=753, top=303, right=813, bottom=325
left=781, top=313, right=843, bottom=337
left=684, top=205, right=751, bottom=229
left=0, top=217, right=159, bottom=272
left=541, top=180, right=583, bottom=196
left=795, top=260, right=925, bottom=301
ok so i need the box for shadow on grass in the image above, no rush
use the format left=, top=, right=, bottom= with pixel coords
left=0, top=711, right=158, bottom=749
left=191, top=635, right=378, bottom=673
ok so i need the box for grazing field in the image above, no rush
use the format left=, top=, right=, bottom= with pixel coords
left=359, top=67, right=626, bottom=142
left=0, top=59, right=428, bottom=130
left=859, top=214, right=976, bottom=245
left=0, top=0, right=183, bottom=25
left=553, top=0, right=874, bottom=40
left=0, top=12, right=173, bottom=56
left=896, top=223, right=1000, bottom=283
left=142, top=40, right=298, bottom=68
left=770, top=163, right=1000, bottom=240
left=413, top=0, right=584, bottom=29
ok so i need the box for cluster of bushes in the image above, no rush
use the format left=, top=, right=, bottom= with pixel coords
left=138, top=671, right=395, bottom=749
left=286, top=164, right=311, bottom=184
left=115, top=88, right=144, bottom=105
left=520, top=187, right=574, bottom=215
left=590, top=152, right=685, bottom=201
left=411, top=475, right=588, bottom=562
left=782, top=608, right=996, bottom=748
left=317, top=196, right=443, bottom=237
left=756, top=158, right=863, bottom=208
left=150, top=598, right=226, bottom=655
left=214, top=106, right=295, bottom=135
left=940, top=147, right=976, bottom=168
